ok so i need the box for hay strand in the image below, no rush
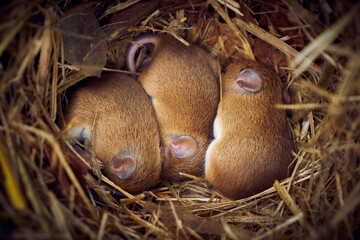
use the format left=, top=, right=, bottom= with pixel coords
left=290, top=4, right=359, bottom=77
left=0, top=0, right=359, bottom=239
left=12, top=122, right=98, bottom=220
left=0, top=143, right=26, bottom=211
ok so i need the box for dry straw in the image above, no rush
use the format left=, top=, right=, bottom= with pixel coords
left=0, top=0, right=359, bottom=239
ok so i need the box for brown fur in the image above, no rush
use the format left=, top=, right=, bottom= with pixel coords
left=64, top=73, right=162, bottom=193
left=205, top=60, right=294, bottom=200
left=137, top=35, right=220, bottom=181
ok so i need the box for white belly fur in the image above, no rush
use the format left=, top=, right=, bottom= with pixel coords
left=204, top=116, right=222, bottom=175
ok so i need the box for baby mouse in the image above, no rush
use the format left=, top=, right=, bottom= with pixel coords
left=205, top=59, right=294, bottom=200
left=127, top=34, right=219, bottom=181
left=63, top=72, right=162, bottom=194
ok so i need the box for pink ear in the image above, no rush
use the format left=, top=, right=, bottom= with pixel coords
left=169, top=136, right=198, bottom=159
left=73, top=145, right=104, bottom=168
left=111, top=156, right=136, bottom=180
left=235, top=68, right=263, bottom=93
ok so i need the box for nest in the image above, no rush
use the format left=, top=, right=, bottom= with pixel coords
left=1, top=0, right=359, bottom=239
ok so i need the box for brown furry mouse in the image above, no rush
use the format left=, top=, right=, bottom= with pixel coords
left=126, top=34, right=219, bottom=181
left=204, top=59, right=294, bottom=200
left=63, top=73, right=162, bottom=194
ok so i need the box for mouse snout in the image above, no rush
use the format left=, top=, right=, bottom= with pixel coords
left=111, top=156, right=136, bottom=180
left=235, top=68, right=263, bottom=93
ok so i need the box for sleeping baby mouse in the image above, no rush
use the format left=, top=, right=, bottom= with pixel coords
left=127, top=34, right=220, bottom=181
left=63, top=72, right=162, bottom=194
left=205, top=59, right=294, bottom=199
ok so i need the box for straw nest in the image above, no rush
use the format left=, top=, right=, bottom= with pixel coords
left=0, top=0, right=359, bottom=239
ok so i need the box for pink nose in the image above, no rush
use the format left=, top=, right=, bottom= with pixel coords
left=111, top=156, right=136, bottom=180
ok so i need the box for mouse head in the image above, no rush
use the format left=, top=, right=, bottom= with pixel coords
left=68, top=122, right=137, bottom=179
left=222, top=59, right=283, bottom=103
left=67, top=117, right=161, bottom=193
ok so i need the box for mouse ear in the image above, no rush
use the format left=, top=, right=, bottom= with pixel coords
left=169, top=136, right=198, bottom=159
left=126, top=34, right=158, bottom=73
left=112, top=156, right=136, bottom=180
left=235, top=68, right=263, bottom=93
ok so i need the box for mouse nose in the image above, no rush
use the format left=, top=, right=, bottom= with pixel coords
left=111, top=156, right=136, bottom=180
